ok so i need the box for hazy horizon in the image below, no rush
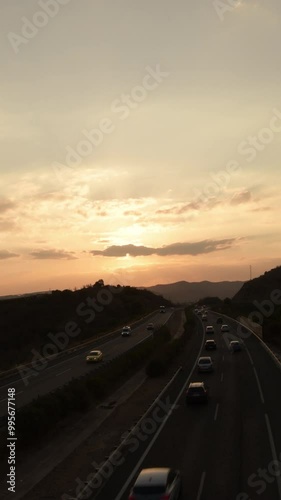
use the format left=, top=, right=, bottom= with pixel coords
left=1, top=0, right=281, bottom=295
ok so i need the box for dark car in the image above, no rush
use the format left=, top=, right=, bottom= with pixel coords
left=205, top=339, right=217, bottom=351
left=216, top=317, right=223, bottom=324
left=230, top=340, right=242, bottom=352
left=221, top=324, right=230, bottom=333
left=121, top=326, right=132, bottom=336
left=129, top=467, right=182, bottom=499
left=146, top=323, right=154, bottom=331
left=186, top=382, right=208, bottom=403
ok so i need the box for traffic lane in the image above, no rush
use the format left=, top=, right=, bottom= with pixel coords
left=118, top=350, right=278, bottom=499
left=119, top=348, right=242, bottom=500
left=109, top=327, right=277, bottom=500
left=0, top=330, right=155, bottom=415
left=100, top=360, right=224, bottom=499
left=206, top=312, right=281, bottom=497
left=0, top=311, right=166, bottom=390
left=214, top=315, right=281, bottom=467
left=204, top=339, right=279, bottom=500
left=93, top=325, right=205, bottom=500
left=0, top=317, right=167, bottom=416
left=243, top=332, right=281, bottom=468
left=211, top=319, right=281, bottom=497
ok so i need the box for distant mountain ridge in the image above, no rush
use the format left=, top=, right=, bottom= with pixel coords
left=0, top=291, right=51, bottom=301
left=233, top=266, right=281, bottom=303
left=145, top=280, right=244, bottom=304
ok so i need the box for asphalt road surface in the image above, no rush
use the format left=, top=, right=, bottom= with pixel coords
left=89, top=311, right=281, bottom=500
left=0, top=310, right=171, bottom=417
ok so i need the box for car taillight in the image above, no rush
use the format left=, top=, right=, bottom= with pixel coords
left=128, top=495, right=136, bottom=500
left=160, top=494, right=171, bottom=500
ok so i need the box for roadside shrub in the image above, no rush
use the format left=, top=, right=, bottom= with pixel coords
left=146, top=307, right=195, bottom=377
left=86, top=376, right=107, bottom=399
left=14, top=322, right=174, bottom=450
left=17, top=406, right=47, bottom=444
left=145, top=358, right=166, bottom=377
left=67, top=380, right=91, bottom=412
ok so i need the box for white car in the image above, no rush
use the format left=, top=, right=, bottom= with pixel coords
left=198, top=356, right=213, bottom=372
left=205, top=325, right=214, bottom=334
left=221, top=324, right=230, bottom=332
left=129, top=468, right=182, bottom=500
left=230, top=340, right=242, bottom=352
left=202, top=313, right=208, bottom=321
left=121, top=326, right=132, bottom=336
left=146, top=323, right=154, bottom=331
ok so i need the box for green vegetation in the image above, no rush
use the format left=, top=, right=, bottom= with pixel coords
left=0, top=324, right=172, bottom=454
left=207, top=266, right=281, bottom=349
left=0, top=282, right=172, bottom=371
left=145, top=307, right=196, bottom=377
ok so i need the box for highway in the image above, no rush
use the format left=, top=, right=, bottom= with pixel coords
left=0, top=310, right=171, bottom=417
left=89, top=311, right=281, bottom=500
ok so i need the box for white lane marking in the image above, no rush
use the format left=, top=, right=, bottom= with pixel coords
left=0, top=313, right=162, bottom=384
left=245, top=348, right=254, bottom=366
left=84, top=367, right=184, bottom=499
left=244, top=345, right=264, bottom=403
left=214, top=403, right=219, bottom=421
left=45, top=330, right=154, bottom=373
left=196, top=471, right=206, bottom=500
left=0, top=377, right=30, bottom=389
left=220, top=372, right=223, bottom=382
left=253, top=367, right=264, bottom=404
left=56, top=369, right=70, bottom=377
left=265, top=413, right=281, bottom=499
left=113, top=329, right=206, bottom=500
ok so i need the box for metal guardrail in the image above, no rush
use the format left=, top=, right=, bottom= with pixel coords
left=77, top=365, right=183, bottom=499
left=210, top=311, right=281, bottom=372
left=0, top=310, right=158, bottom=383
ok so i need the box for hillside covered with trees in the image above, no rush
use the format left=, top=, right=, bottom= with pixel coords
left=0, top=281, right=172, bottom=371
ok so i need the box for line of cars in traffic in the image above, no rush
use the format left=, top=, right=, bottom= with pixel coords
left=128, top=313, right=229, bottom=497
left=186, top=312, right=242, bottom=403
left=86, top=321, right=156, bottom=363
left=128, top=310, right=245, bottom=498
left=85, top=318, right=181, bottom=498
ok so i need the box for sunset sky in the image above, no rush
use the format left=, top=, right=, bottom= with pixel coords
left=1, top=0, right=281, bottom=295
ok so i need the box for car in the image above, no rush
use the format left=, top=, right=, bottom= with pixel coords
left=230, top=340, right=242, bottom=352
left=205, top=339, right=217, bottom=351
left=129, top=467, right=181, bottom=500
left=205, top=325, right=214, bottom=334
left=146, top=323, right=154, bottom=331
left=202, top=313, right=208, bottom=321
left=86, top=350, right=103, bottom=363
left=159, top=306, right=166, bottom=313
left=198, top=356, right=213, bottom=372
left=216, top=317, right=223, bottom=324
left=121, top=326, right=132, bottom=336
left=221, top=324, right=230, bottom=332
left=186, top=382, right=208, bottom=403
